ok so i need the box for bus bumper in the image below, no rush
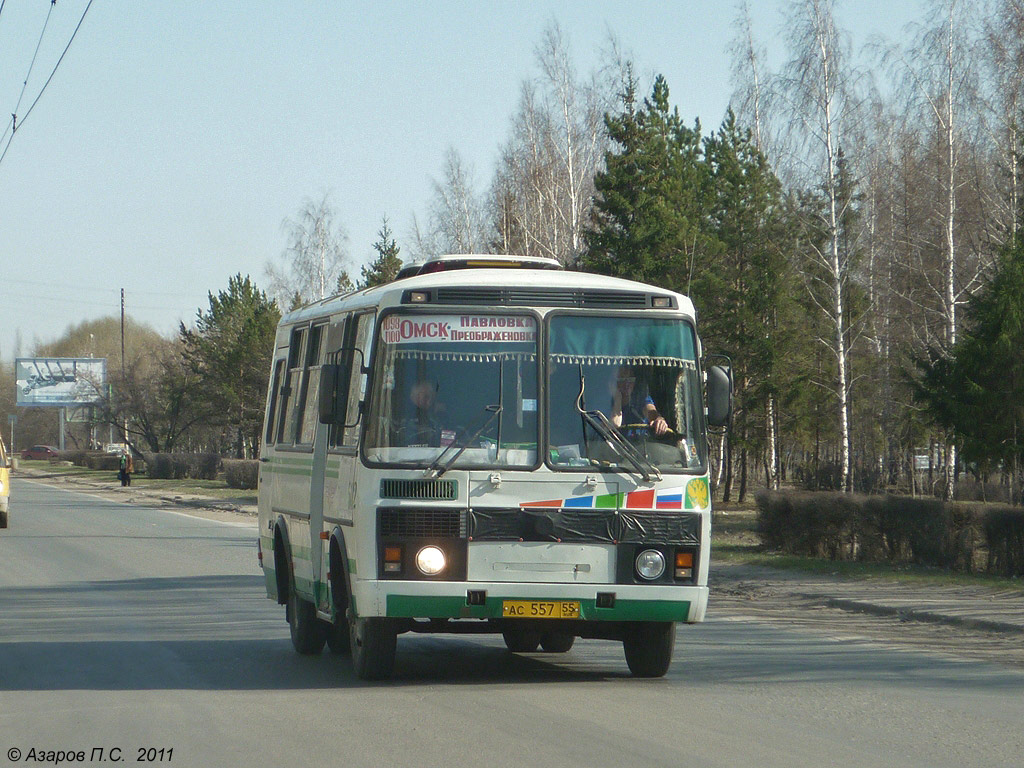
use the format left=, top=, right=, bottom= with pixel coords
left=351, top=581, right=708, bottom=624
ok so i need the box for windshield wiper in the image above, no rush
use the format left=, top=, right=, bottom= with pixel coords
left=424, top=404, right=502, bottom=478
left=575, top=370, right=661, bottom=482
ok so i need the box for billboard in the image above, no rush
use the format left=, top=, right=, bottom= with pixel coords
left=15, top=358, right=107, bottom=407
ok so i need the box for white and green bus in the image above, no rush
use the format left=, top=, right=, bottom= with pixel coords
left=257, top=254, right=732, bottom=679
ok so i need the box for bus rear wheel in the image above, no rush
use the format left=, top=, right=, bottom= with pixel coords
left=349, top=615, right=397, bottom=680
left=622, top=621, right=675, bottom=677
left=0, top=509, right=8, bottom=529
left=288, top=587, right=327, bottom=655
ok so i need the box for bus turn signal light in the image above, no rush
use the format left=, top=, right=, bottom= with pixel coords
left=384, top=546, right=402, bottom=573
left=675, top=551, right=694, bottom=579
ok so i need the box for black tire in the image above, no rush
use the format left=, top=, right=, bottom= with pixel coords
left=349, top=614, right=397, bottom=680
left=0, top=509, right=8, bottom=529
left=325, top=618, right=351, bottom=655
left=288, top=586, right=327, bottom=655
left=622, top=621, right=676, bottom=677
left=502, top=628, right=541, bottom=652
left=540, top=631, right=575, bottom=653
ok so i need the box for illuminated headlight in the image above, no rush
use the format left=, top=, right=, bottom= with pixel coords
left=635, top=549, right=666, bottom=580
left=415, top=546, right=446, bottom=576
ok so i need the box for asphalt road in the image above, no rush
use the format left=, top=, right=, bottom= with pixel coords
left=2, top=478, right=1022, bottom=768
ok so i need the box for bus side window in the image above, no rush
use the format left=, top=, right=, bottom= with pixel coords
left=277, top=326, right=307, bottom=445
left=265, top=359, right=286, bottom=445
left=296, top=322, right=327, bottom=445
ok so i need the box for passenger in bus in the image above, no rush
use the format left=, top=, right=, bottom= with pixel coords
left=607, top=365, right=669, bottom=438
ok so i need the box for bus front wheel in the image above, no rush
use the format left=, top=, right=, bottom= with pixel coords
left=622, top=621, right=675, bottom=677
left=288, top=587, right=327, bottom=655
left=540, top=631, right=575, bottom=653
left=349, top=614, right=397, bottom=681
left=502, top=628, right=541, bottom=652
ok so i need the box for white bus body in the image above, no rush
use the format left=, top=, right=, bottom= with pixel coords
left=257, top=258, right=731, bottom=679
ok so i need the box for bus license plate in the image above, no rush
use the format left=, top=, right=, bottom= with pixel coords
left=502, top=600, right=580, bottom=619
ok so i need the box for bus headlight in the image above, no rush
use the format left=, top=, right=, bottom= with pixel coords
left=635, top=549, right=666, bottom=580
left=415, top=545, right=446, bottom=576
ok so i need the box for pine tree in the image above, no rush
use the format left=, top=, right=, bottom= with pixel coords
left=697, top=110, right=797, bottom=498
left=916, top=236, right=1024, bottom=499
left=360, top=218, right=403, bottom=289
left=583, top=74, right=709, bottom=289
left=180, top=275, right=281, bottom=457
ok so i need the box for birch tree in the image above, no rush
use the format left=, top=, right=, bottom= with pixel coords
left=729, top=0, right=782, bottom=488
left=266, top=194, right=353, bottom=309
left=980, top=0, right=1024, bottom=244
left=776, top=0, right=861, bottom=491
left=425, top=147, right=489, bottom=256
left=888, top=0, right=985, bottom=497
left=490, top=22, right=613, bottom=265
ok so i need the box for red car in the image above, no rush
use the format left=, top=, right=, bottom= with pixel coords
left=21, top=445, right=59, bottom=460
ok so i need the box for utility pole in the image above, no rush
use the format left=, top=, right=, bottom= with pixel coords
left=120, top=288, right=127, bottom=444
left=120, top=288, right=125, bottom=374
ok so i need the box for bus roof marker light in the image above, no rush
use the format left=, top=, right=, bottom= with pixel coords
left=652, top=296, right=671, bottom=308
left=409, top=291, right=430, bottom=303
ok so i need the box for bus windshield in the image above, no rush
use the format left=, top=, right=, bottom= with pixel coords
left=547, top=315, right=707, bottom=474
left=364, top=312, right=539, bottom=468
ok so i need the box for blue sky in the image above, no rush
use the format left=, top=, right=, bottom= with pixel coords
left=0, top=0, right=922, bottom=357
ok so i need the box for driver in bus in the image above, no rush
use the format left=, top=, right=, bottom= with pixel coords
left=394, top=379, right=450, bottom=447
left=607, top=365, right=669, bottom=438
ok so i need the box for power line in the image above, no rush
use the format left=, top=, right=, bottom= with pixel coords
left=2, top=276, right=199, bottom=298
left=0, top=0, right=94, bottom=168
left=0, top=290, right=192, bottom=312
left=0, top=0, right=57, bottom=148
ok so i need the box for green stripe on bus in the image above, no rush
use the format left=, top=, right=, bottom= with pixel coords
left=271, top=456, right=314, bottom=465
left=264, top=465, right=313, bottom=477
left=384, top=595, right=691, bottom=622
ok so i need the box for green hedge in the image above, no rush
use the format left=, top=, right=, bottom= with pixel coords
left=143, top=452, right=220, bottom=480
left=88, top=455, right=123, bottom=471
left=983, top=506, right=1024, bottom=577
left=223, top=459, right=259, bottom=490
left=755, top=491, right=1021, bottom=577
left=56, top=450, right=123, bottom=472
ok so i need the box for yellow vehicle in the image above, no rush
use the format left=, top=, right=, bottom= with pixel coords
left=0, top=434, right=10, bottom=528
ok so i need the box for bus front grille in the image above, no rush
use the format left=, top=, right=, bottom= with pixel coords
left=378, top=508, right=467, bottom=538
left=380, top=478, right=457, bottom=501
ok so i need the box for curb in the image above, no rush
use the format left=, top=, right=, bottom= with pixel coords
left=155, top=494, right=257, bottom=516
left=820, top=596, right=1024, bottom=635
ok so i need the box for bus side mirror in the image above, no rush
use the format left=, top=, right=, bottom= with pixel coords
left=706, top=365, right=733, bottom=428
left=318, top=347, right=365, bottom=426
left=318, top=364, right=340, bottom=424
